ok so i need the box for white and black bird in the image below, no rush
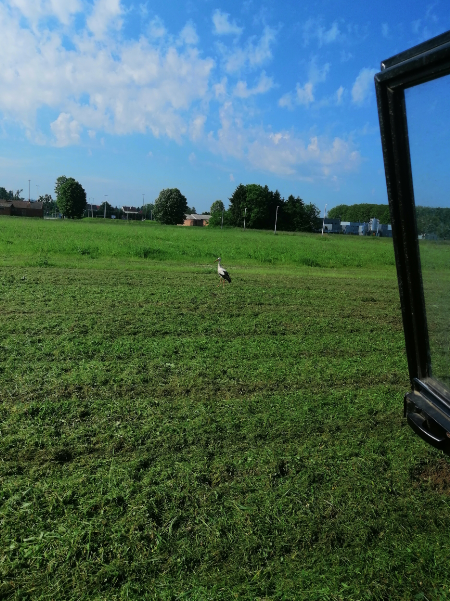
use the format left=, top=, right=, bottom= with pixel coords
left=214, top=257, right=231, bottom=288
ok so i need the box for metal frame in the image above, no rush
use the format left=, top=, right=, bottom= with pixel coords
left=375, top=31, right=450, bottom=449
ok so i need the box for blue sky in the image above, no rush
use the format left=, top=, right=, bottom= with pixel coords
left=0, top=0, right=449, bottom=212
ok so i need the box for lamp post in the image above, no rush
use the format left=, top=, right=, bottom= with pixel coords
left=104, top=195, right=108, bottom=219
left=244, top=207, right=247, bottom=231
left=274, top=205, right=279, bottom=234
left=221, top=209, right=224, bottom=230
left=142, top=194, right=145, bottom=221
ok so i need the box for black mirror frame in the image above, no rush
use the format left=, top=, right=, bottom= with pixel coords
left=375, top=31, right=450, bottom=450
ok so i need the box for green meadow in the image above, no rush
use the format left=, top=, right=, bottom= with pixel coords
left=1, top=217, right=450, bottom=600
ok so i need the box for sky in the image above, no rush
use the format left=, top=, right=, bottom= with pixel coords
left=0, top=0, right=449, bottom=212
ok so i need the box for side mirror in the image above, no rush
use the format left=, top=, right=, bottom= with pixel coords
left=375, top=31, right=450, bottom=450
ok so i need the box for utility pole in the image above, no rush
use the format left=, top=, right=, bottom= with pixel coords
left=322, top=204, right=327, bottom=236
left=244, top=207, right=247, bottom=231
left=274, top=205, right=279, bottom=234
left=104, top=195, right=108, bottom=219
left=28, top=180, right=30, bottom=202
left=142, top=194, right=145, bottom=221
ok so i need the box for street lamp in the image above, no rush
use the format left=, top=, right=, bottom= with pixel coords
left=244, top=207, right=247, bottom=231
left=104, top=195, right=108, bottom=219
left=274, top=205, right=279, bottom=235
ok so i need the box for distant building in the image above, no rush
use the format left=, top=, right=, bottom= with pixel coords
left=0, top=200, right=43, bottom=218
left=341, top=221, right=360, bottom=235
left=323, top=217, right=341, bottom=233
left=121, top=206, right=140, bottom=220
left=182, top=214, right=211, bottom=226
left=319, top=215, right=392, bottom=236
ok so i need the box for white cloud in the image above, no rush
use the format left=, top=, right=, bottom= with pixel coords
left=303, top=19, right=341, bottom=47
left=87, top=0, right=123, bottom=38
left=0, top=6, right=215, bottom=145
left=229, top=173, right=235, bottom=181
left=336, top=86, right=344, bottom=105
left=213, top=78, right=227, bottom=99
left=189, top=115, right=206, bottom=141
left=278, top=93, right=293, bottom=109
left=8, top=0, right=82, bottom=25
left=351, top=68, right=377, bottom=105
left=295, top=82, right=314, bottom=106
left=207, top=101, right=361, bottom=179
left=212, top=10, right=243, bottom=36
left=50, top=112, right=81, bottom=146
left=148, top=16, right=167, bottom=39
left=278, top=58, right=329, bottom=109
left=381, top=23, right=389, bottom=38
left=220, top=26, right=277, bottom=73
left=178, top=21, right=199, bottom=46
left=233, top=72, right=274, bottom=98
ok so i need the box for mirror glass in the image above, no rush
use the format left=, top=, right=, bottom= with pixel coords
left=405, top=74, right=450, bottom=389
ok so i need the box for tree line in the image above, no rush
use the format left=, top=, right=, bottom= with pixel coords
left=209, top=184, right=320, bottom=232
left=2, top=178, right=321, bottom=232
left=327, top=203, right=391, bottom=224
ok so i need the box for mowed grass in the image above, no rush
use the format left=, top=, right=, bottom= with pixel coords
left=1, top=218, right=450, bottom=600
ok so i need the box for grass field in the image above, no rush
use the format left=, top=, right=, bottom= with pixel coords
left=1, top=217, right=450, bottom=600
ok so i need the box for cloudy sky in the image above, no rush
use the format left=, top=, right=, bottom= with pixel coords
left=0, top=0, right=449, bottom=211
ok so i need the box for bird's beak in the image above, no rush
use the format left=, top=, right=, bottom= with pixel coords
left=214, top=258, right=219, bottom=263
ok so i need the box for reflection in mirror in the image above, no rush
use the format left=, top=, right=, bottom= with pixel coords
left=406, top=74, right=450, bottom=389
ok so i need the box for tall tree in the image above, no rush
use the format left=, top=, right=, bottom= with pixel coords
left=54, top=176, right=68, bottom=204
left=153, top=188, right=188, bottom=225
left=38, top=194, right=55, bottom=210
left=57, top=178, right=86, bottom=218
left=210, top=200, right=225, bottom=214
left=228, top=184, right=247, bottom=227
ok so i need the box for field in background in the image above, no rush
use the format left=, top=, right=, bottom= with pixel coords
left=0, top=216, right=398, bottom=270
left=1, top=218, right=450, bottom=600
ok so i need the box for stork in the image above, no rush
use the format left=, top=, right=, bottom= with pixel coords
left=214, top=257, right=231, bottom=288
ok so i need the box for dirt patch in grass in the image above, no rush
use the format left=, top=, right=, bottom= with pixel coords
left=412, top=458, right=450, bottom=493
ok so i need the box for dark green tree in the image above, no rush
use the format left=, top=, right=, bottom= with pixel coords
left=154, top=188, right=188, bottom=225
left=38, top=194, right=55, bottom=210
left=328, top=203, right=391, bottom=224
left=187, top=206, right=197, bottom=214
left=54, top=176, right=68, bottom=202
left=0, top=188, right=23, bottom=200
left=57, top=178, right=86, bottom=218
left=143, top=203, right=155, bottom=219
left=228, top=184, right=248, bottom=227
left=210, top=200, right=225, bottom=214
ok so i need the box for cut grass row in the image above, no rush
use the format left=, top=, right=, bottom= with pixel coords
left=1, top=219, right=450, bottom=600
